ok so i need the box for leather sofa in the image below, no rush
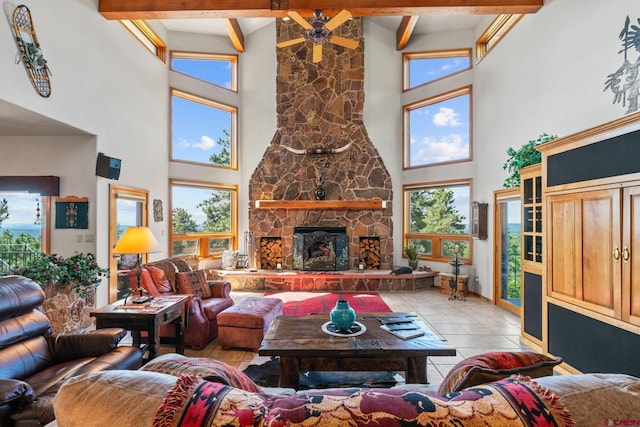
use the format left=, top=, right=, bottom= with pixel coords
left=0, top=275, right=142, bottom=427
left=126, top=257, right=234, bottom=349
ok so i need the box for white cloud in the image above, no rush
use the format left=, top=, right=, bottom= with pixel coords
left=193, top=135, right=216, bottom=150
left=433, top=107, right=460, bottom=127
left=411, top=133, right=468, bottom=164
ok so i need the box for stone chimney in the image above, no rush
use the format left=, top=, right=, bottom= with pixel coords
left=248, top=17, right=393, bottom=270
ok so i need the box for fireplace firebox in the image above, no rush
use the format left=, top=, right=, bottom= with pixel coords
left=292, top=227, right=349, bottom=271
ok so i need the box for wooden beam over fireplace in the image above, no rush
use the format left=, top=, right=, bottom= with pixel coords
left=255, top=200, right=386, bottom=210
left=98, top=0, right=543, bottom=20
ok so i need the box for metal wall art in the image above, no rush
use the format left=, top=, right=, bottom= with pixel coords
left=605, top=16, right=640, bottom=114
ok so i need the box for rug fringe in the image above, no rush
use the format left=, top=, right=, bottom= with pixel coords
left=152, top=375, right=201, bottom=427
left=512, top=374, right=576, bottom=427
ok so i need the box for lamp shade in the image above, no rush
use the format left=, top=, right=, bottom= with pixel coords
left=113, top=226, right=161, bottom=254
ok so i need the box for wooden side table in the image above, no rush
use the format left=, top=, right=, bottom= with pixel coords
left=439, top=273, right=469, bottom=300
left=90, top=295, right=187, bottom=361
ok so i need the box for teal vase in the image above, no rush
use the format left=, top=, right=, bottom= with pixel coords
left=330, top=300, right=356, bottom=331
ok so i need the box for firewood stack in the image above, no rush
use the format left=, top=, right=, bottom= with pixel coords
left=260, top=237, right=282, bottom=269
left=359, top=237, right=381, bottom=269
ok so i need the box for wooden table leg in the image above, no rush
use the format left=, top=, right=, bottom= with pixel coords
left=148, top=320, right=160, bottom=360
left=175, top=316, right=185, bottom=355
left=406, top=356, right=428, bottom=383
left=279, top=357, right=300, bottom=389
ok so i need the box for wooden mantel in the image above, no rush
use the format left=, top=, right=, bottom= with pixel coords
left=254, top=200, right=387, bottom=210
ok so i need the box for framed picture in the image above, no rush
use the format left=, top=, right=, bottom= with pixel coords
left=55, top=196, right=89, bottom=229
left=153, top=199, right=163, bottom=222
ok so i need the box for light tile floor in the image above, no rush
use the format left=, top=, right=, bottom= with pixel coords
left=159, top=287, right=531, bottom=388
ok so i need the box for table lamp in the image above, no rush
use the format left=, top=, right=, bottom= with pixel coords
left=113, top=226, right=161, bottom=303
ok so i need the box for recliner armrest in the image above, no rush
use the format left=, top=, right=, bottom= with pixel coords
left=0, top=379, right=35, bottom=407
left=47, top=328, right=128, bottom=362
left=207, top=280, right=231, bottom=298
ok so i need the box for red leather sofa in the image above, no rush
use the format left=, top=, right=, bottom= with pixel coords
left=127, top=257, right=234, bottom=350
left=0, top=275, right=142, bottom=427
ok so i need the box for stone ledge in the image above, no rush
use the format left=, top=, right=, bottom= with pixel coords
left=207, top=269, right=438, bottom=292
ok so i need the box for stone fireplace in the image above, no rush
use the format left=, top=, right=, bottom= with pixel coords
left=248, top=17, right=393, bottom=270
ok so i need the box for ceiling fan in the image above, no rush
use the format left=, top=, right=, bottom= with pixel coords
left=277, top=9, right=359, bottom=63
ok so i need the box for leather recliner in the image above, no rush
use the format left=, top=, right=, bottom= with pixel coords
left=0, top=275, right=142, bottom=427
left=127, top=257, right=234, bottom=350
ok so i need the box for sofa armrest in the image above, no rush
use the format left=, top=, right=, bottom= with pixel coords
left=47, top=328, right=128, bottom=362
left=0, top=379, right=35, bottom=407
left=207, top=280, right=231, bottom=298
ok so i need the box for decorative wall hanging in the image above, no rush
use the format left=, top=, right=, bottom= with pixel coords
left=604, top=16, right=640, bottom=114
left=12, top=5, right=51, bottom=97
left=55, top=196, right=88, bottom=229
left=153, top=199, right=163, bottom=222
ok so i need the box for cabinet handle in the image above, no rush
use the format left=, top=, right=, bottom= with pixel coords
left=613, top=247, right=620, bottom=261
left=623, top=247, right=630, bottom=263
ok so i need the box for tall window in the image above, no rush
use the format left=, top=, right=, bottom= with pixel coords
left=404, top=86, right=472, bottom=169
left=170, top=180, right=237, bottom=258
left=476, top=14, right=523, bottom=61
left=120, top=20, right=166, bottom=62
left=171, top=52, right=237, bottom=91
left=171, top=89, right=237, bottom=169
left=403, top=180, right=471, bottom=262
left=403, top=49, right=471, bottom=90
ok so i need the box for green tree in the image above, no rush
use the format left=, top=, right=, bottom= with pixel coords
left=172, top=208, right=199, bottom=234
left=507, top=231, right=522, bottom=298
left=198, top=190, right=230, bottom=232
left=209, top=129, right=231, bottom=166
left=0, top=199, right=8, bottom=225
left=410, top=189, right=465, bottom=234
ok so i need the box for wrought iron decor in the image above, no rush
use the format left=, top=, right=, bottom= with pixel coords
left=604, top=16, right=640, bottom=114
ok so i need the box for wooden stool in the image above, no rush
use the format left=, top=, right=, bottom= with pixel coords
left=439, top=273, right=469, bottom=300
left=217, top=297, right=283, bottom=351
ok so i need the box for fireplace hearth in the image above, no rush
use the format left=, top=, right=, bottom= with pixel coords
left=293, top=227, right=348, bottom=271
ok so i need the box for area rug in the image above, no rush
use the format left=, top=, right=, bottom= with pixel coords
left=263, top=291, right=392, bottom=316
left=242, top=357, right=399, bottom=389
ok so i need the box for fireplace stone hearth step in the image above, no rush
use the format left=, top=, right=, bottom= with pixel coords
left=207, top=269, right=438, bottom=292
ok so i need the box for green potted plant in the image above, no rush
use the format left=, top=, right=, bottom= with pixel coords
left=404, top=244, right=419, bottom=270
left=502, top=133, right=557, bottom=188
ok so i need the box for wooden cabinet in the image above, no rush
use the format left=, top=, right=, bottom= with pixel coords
left=471, top=202, right=488, bottom=240
left=622, top=186, right=640, bottom=327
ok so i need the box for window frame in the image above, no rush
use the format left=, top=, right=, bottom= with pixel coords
left=403, top=179, right=473, bottom=263
left=169, top=179, right=238, bottom=260
left=403, top=85, right=473, bottom=170
left=476, top=14, right=523, bottom=62
left=120, top=20, right=167, bottom=63
left=170, top=51, right=238, bottom=92
left=402, top=48, right=472, bottom=91
left=170, top=88, right=238, bottom=170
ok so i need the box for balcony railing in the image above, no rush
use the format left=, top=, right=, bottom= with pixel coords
left=0, top=244, right=38, bottom=276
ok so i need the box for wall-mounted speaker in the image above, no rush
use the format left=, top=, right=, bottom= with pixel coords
left=96, top=152, right=121, bottom=180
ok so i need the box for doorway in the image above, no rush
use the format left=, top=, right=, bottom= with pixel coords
left=108, top=184, right=149, bottom=303
left=493, top=188, right=521, bottom=314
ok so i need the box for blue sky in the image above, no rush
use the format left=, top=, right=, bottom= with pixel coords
left=409, top=57, right=469, bottom=88
left=0, top=193, right=40, bottom=224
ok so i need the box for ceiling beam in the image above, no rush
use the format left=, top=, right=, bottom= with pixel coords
left=99, top=0, right=543, bottom=20
left=396, top=16, right=419, bottom=50
left=224, top=18, right=245, bottom=52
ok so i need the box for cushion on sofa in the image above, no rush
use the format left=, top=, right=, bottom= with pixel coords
left=176, top=270, right=211, bottom=298
left=141, top=353, right=262, bottom=393
left=146, top=265, right=173, bottom=293
left=53, top=370, right=177, bottom=427
left=152, top=374, right=574, bottom=427
left=438, top=351, right=563, bottom=394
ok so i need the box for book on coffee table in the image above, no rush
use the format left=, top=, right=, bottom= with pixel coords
left=381, top=327, right=425, bottom=340
left=380, top=322, right=419, bottom=331
left=376, top=314, right=417, bottom=325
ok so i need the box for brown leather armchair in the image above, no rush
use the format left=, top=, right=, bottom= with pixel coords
left=0, top=275, right=142, bottom=427
left=127, top=257, right=234, bottom=350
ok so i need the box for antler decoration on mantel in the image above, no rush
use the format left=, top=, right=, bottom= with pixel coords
left=280, top=141, right=354, bottom=155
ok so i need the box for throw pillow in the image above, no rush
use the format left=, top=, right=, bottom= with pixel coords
left=176, top=270, right=212, bottom=299
left=438, top=351, right=563, bottom=394
left=146, top=265, right=173, bottom=294
left=142, top=354, right=262, bottom=393
left=221, top=250, right=239, bottom=270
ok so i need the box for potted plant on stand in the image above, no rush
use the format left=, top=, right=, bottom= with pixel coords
left=13, top=252, right=109, bottom=332
left=404, top=244, right=419, bottom=270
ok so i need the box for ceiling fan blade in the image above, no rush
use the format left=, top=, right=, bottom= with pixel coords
left=324, top=10, right=352, bottom=32
left=277, top=37, right=306, bottom=48
left=287, top=11, right=312, bottom=30
left=329, top=36, right=359, bottom=50
left=313, top=44, right=323, bottom=63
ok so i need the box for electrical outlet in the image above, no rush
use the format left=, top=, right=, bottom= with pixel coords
left=85, top=234, right=94, bottom=243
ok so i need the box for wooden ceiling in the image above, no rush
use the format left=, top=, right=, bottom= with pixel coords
left=99, top=0, right=543, bottom=51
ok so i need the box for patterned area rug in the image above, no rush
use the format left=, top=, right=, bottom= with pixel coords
left=263, top=291, right=392, bottom=316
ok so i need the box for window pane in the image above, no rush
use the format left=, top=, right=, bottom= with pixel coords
left=407, top=91, right=470, bottom=167
left=172, top=92, right=234, bottom=167
left=172, top=239, right=199, bottom=256
left=409, top=185, right=470, bottom=234
left=408, top=238, right=432, bottom=256
left=172, top=185, right=231, bottom=234
left=408, top=56, right=470, bottom=88
left=0, top=193, right=44, bottom=273
left=209, top=238, right=231, bottom=254
left=172, top=55, right=234, bottom=89
left=441, top=240, right=469, bottom=258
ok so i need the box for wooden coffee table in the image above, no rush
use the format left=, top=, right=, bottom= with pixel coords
left=91, top=295, right=187, bottom=361
left=259, top=313, right=456, bottom=388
